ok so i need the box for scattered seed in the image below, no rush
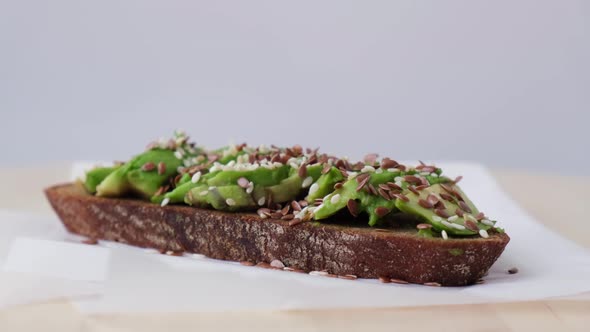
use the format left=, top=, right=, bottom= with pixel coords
left=378, top=188, right=392, bottom=201
left=314, top=198, right=324, bottom=205
left=356, top=175, right=370, bottom=192
left=404, top=175, right=421, bottom=184
left=479, top=229, right=489, bottom=238
left=298, top=164, right=307, bottom=178
left=246, top=182, right=254, bottom=194
left=191, top=171, right=202, bottom=183
left=441, top=230, right=448, bottom=240
left=380, top=158, right=398, bottom=169
left=236, top=177, right=249, bottom=188
left=416, top=223, right=432, bottom=230
left=321, top=163, right=331, bottom=174
left=157, top=162, right=166, bottom=175
left=390, top=278, right=409, bottom=284
left=240, top=261, right=255, bottom=266
left=338, top=274, right=358, bottom=280
left=458, top=201, right=472, bottom=213
left=270, top=212, right=282, bottom=219
left=309, top=183, right=319, bottom=195
left=440, top=193, right=455, bottom=202
left=434, top=208, right=451, bottom=218
left=291, top=200, right=302, bottom=211
left=281, top=214, right=294, bottom=220
left=408, top=186, right=420, bottom=195
left=418, top=199, right=434, bottom=209
left=432, top=216, right=442, bottom=222
left=141, top=162, right=156, bottom=171
left=464, top=219, right=479, bottom=232
left=367, top=184, right=378, bottom=196
left=309, top=271, right=329, bottom=276
left=476, top=279, right=485, bottom=284
left=302, top=176, right=313, bottom=188
left=270, top=260, right=285, bottom=269
left=347, top=199, right=359, bottom=217
left=392, top=193, right=410, bottom=202
left=508, top=267, right=519, bottom=274
left=363, top=153, right=379, bottom=164
left=387, top=182, right=402, bottom=191
left=281, top=205, right=290, bottom=215
left=334, top=182, right=343, bottom=190
left=481, top=219, right=495, bottom=226
left=454, top=176, right=463, bottom=184
left=427, top=194, right=439, bottom=205
left=455, top=208, right=465, bottom=217
left=378, top=276, right=391, bottom=283
left=424, top=282, right=442, bottom=287
left=161, top=197, right=170, bottom=207
left=448, top=215, right=459, bottom=222
left=330, top=194, right=341, bottom=204
left=374, top=206, right=390, bottom=218
left=226, top=198, right=236, bottom=206
left=415, top=184, right=429, bottom=191
left=475, top=212, right=485, bottom=220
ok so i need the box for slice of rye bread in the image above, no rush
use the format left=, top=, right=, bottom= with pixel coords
left=45, top=183, right=510, bottom=286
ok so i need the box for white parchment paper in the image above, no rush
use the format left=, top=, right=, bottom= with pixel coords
left=1, top=162, right=589, bottom=312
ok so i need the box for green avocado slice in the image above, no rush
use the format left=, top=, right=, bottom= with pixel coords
left=96, top=149, right=182, bottom=198
left=84, top=166, right=119, bottom=194
left=394, top=183, right=493, bottom=235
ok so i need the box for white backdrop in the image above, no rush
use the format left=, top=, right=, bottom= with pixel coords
left=1, top=0, right=588, bottom=174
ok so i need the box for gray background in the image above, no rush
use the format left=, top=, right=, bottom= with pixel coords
left=1, top=0, right=588, bottom=174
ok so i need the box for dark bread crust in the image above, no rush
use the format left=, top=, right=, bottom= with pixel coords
left=45, top=183, right=509, bottom=286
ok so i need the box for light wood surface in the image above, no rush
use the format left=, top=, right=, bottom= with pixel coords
left=1, top=164, right=589, bottom=331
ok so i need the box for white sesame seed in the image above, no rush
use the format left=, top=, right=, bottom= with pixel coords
left=315, top=204, right=324, bottom=211
left=208, top=186, right=216, bottom=190
left=448, top=215, right=459, bottom=221
left=395, top=181, right=403, bottom=188
left=347, top=172, right=358, bottom=180
left=270, top=260, right=285, bottom=269
left=394, top=176, right=403, bottom=182
left=431, top=173, right=439, bottom=177
left=441, top=220, right=453, bottom=228
left=309, top=271, right=329, bottom=276
left=451, top=223, right=466, bottom=230
left=160, top=197, right=170, bottom=207
left=191, top=171, right=202, bottom=183
left=330, top=194, right=341, bottom=204
left=302, top=176, right=313, bottom=188
left=479, top=229, right=489, bottom=238
left=441, top=230, right=448, bottom=240
left=174, top=151, right=184, bottom=159
left=420, top=172, right=430, bottom=176
left=361, top=165, right=376, bottom=173
left=226, top=198, right=236, bottom=206
left=191, top=253, right=206, bottom=259
left=257, top=197, right=266, bottom=206
left=199, top=190, right=209, bottom=196
left=387, top=168, right=399, bottom=173
left=246, top=182, right=254, bottom=194
left=375, top=168, right=384, bottom=174
left=432, top=216, right=442, bottom=222
left=309, top=182, right=319, bottom=195
left=481, top=219, right=495, bottom=226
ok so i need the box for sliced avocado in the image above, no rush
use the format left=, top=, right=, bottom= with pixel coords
left=84, top=166, right=118, bottom=194
left=394, top=183, right=491, bottom=236
left=96, top=149, right=181, bottom=198
left=207, top=166, right=290, bottom=187
left=126, top=149, right=182, bottom=198
left=95, top=163, right=132, bottom=197
left=266, top=165, right=323, bottom=203
left=305, top=167, right=345, bottom=203
left=313, top=177, right=397, bottom=226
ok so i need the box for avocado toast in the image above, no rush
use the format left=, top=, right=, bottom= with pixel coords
left=45, top=131, right=509, bottom=286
